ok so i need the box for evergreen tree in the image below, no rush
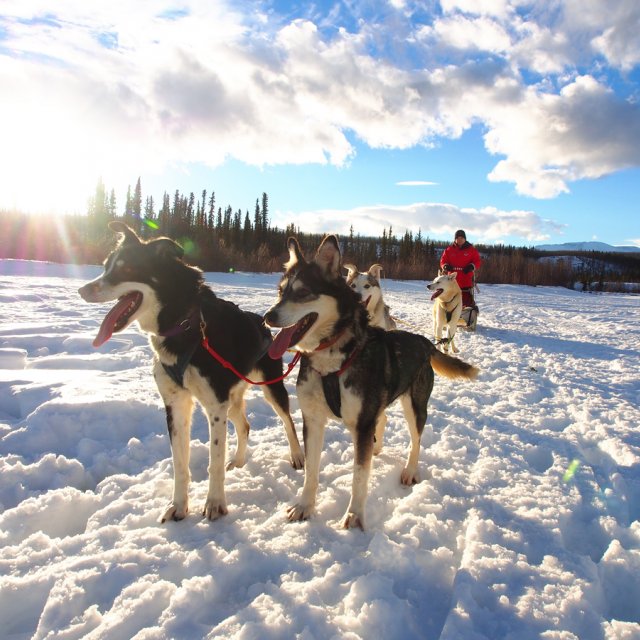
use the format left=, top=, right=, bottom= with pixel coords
left=208, top=192, right=216, bottom=230
left=261, top=192, right=269, bottom=231
left=87, top=178, right=109, bottom=240
left=133, top=177, right=142, bottom=220
left=159, top=192, right=170, bottom=234
left=144, top=195, right=155, bottom=220
left=186, top=192, right=195, bottom=228
left=108, top=189, right=117, bottom=219
left=243, top=210, right=252, bottom=249
left=88, top=178, right=108, bottom=219
left=200, top=190, right=207, bottom=227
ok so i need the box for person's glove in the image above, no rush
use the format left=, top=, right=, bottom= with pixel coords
left=442, top=263, right=453, bottom=272
left=462, top=263, right=475, bottom=273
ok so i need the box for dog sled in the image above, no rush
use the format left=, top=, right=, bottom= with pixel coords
left=458, top=287, right=479, bottom=331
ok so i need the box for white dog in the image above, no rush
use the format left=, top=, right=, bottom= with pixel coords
left=344, top=263, right=396, bottom=330
left=427, top=273, right=463, bottom=353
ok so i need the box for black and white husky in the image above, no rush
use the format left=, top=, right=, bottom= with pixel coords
left=264, top=235, right=478, bottom=530
left=78, top=221, right=303, bottom=523
left=344, top=263, right=397, bottom=330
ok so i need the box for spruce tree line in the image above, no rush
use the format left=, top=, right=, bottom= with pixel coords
left=2, top=177, right=639, bottom=292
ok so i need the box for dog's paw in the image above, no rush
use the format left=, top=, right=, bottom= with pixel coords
left=290, top=450, right=305, bottom=470
left=202, top=498, right=228, bottom=520
left=286, top=503, right=314, bottom=522
left=160, top=502, right=188, bottom=523
left=226, top=456, right=245, bottom=471
left=341, top=511, right=365, bottom=531
left=400, top=467, right=420, bottom=486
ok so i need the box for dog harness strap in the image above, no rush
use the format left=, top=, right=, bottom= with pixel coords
left=322, top=373, right=342, bottom=418
left=162, top=339, right=201, bottom=388
left=315, top=328, right=347, bottom=351
left=445, top=301, right=460, bottom=323
left=159, top=308, right=201, bottom=338
left=318, top=343, right=363, bottom=417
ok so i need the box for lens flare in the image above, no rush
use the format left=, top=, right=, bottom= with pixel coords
left=562, top=459, right=580, bottom=483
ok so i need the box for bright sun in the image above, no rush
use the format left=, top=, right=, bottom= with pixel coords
left=0, top=83, right=157, bottom=217
left=0, top=112, right=103, bottom=216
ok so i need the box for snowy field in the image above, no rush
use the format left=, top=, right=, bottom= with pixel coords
left=1, top=258, right=639, bottom=640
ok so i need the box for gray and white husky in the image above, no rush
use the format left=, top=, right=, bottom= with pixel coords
left=264, top=235, right=478, bottom=530
left=344, top=263, right=396, bottom=330
left=78, top=221, right=303, bottom=524
left=427, top=273, right=463, bottom=353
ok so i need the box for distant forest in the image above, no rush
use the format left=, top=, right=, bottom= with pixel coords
left=2, top=178, right=639, bottom=292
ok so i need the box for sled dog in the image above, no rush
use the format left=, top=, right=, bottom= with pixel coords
left=427, top=273, right=463, bottom=353
left=344, top=263, right=396, bottom=330
left=264, top=235, right=478, bottom=530
left=78, top=222, right=303, bottom=523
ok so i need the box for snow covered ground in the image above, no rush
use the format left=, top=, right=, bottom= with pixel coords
left=1, top=258, right=639, bottom=640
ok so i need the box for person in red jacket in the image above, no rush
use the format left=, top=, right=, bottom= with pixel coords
left=440, top=229, right=481, bottom=309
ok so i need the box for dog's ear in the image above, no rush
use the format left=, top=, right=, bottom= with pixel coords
left=152, top=237, right=185, bottom=259
left=344, top=263, right=358, bottom=281
left=314, top=234, right=341, bottom=279
left=109, top=221, right=141, bottom=246
left=285, top=237, right=305, bottom=271
left=368, top=264, right=383, bottom=280
left=447, top=273, right=457, bottom=281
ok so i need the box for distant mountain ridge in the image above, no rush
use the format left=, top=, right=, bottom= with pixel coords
left=535, top=241, right=640, bottom=254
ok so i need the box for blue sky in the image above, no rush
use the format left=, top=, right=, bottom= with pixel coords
left=1, top=0, right=639, bottom=247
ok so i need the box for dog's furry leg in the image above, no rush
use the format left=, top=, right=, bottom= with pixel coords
left=261, top=382, right=304, bottom=470
left=201, top=399, right=230, bottom=520
left=156, top=369, right=195, bottom=522
left=434, top=306, right=447, bottom=352
left=287, top=415, right=326, bottom=522
left=399, top=393, right=423, bottom=485
left=341, top=426, right=375, bottom=530
left=373, top=412, right=386, bottom=456
left=226, top=384, right=250, bottom=470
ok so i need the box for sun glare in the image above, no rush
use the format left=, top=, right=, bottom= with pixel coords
left=0, top=81, right=148, bottom=218
left=0, top=114, right=101, bottom=216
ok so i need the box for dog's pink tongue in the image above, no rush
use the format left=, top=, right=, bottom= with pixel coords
left=430, top=289, right=443, bottom=301
left=93, top=297, right=134, bottom=347
left=268, top=325, right=297, bottom=359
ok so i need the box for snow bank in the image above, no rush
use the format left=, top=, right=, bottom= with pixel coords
left=1, top=261, right=639, bottom=639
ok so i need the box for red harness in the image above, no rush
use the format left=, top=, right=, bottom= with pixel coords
left=200, top=321, right=358, bottom=386
left=201, top=335, right=301, bottom=386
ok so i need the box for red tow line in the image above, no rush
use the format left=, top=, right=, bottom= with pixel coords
left=199, top=321, right=355, bottom=386
left=200, top=322, right=301, bottom=386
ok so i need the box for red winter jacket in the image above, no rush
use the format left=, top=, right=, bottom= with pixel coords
left=440, top=241, right=481, bottom=289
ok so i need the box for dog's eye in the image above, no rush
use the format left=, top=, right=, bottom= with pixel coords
left=364, top=284, right=370, bottom=289
left=119, top=265, right=134, bottom=277
left=296, top=286, right=311, bottom=297
left=350, top=283, right=356, bottom=289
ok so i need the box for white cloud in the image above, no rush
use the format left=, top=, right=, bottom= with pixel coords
left=396, top=181, right=438, bottom=186
left=429, top=15, right=512, bottom=54
left=485, top=76, right=640, bottom=197
left=0, top=0, right=638, bottom=212
left=274, top=201, right=564, bottom=243
left=440, top=0, right=512, bottom=19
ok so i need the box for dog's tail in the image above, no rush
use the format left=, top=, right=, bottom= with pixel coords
left=430, top=349, right=479, bottom=380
